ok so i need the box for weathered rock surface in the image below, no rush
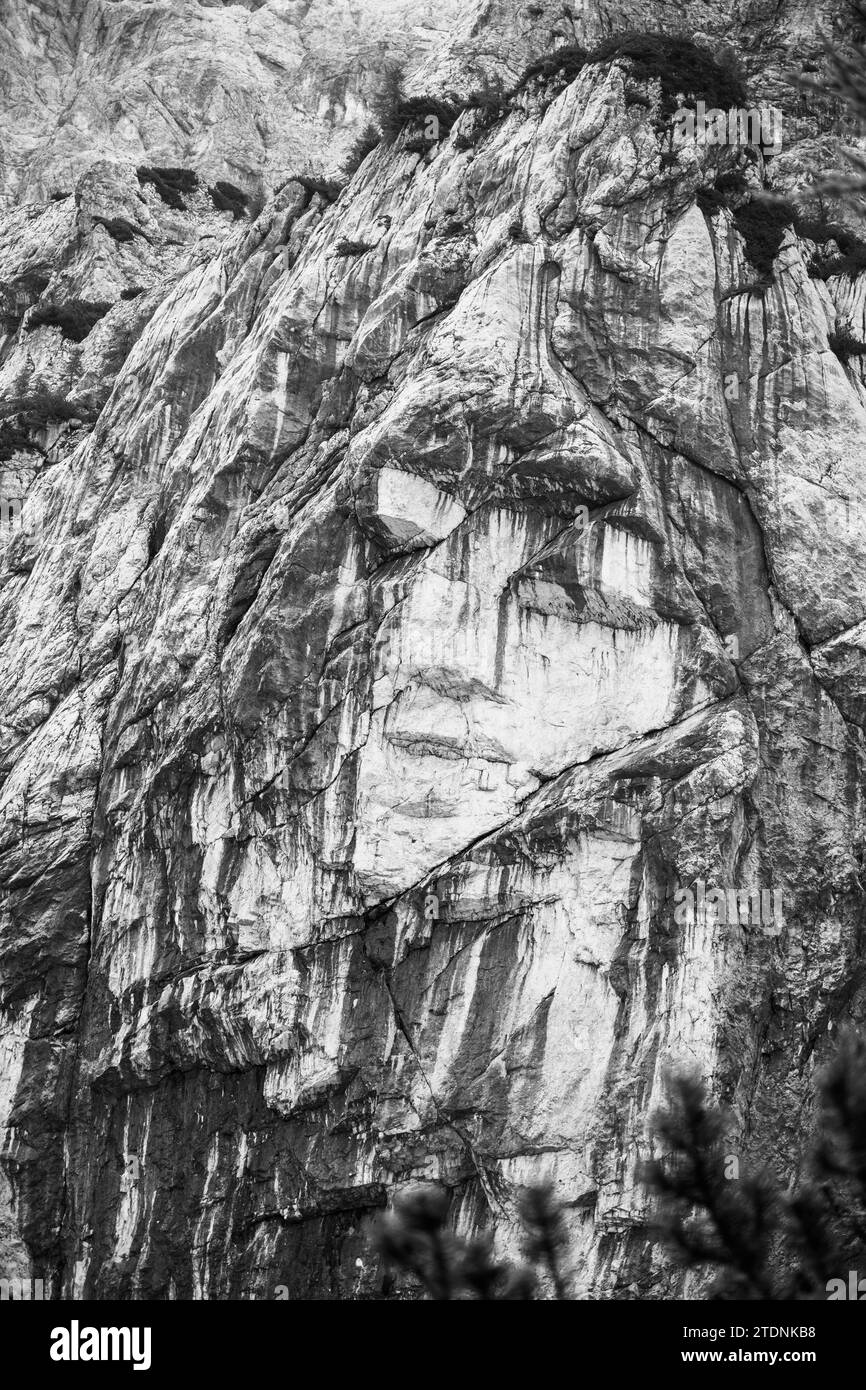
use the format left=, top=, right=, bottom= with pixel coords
left=1, top=0, right=866, bottom=1299
left=0, top=0, right=463, bottom=204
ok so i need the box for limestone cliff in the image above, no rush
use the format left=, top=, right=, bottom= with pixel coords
left=1, top=0, right=866, bottom=1299
left=0, top=0, right=463, bottom=203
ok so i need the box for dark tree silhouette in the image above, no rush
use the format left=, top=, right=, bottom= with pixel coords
left=802, top=2, right=866, bottom=195
left=376, top=1181, right=569, bottom=1299
left=342, top=122, right=381, bottom=178
left=645, top=1030, right=866, bottom=1299
left=373, top=1032, right=866, bottom=1299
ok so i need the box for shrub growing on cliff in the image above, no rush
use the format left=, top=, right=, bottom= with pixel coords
left=136, top=165, right=199, bottom=211
left=92, top=214, right=141, bottom=243
left=587, top=32, right=747, bottom=119
left=371, top=63, right=408, bottom=144
left=696, top=168, right=750, bottom=215
left=371, top=63, right=508, bottom=149
left=342, top=122, right=382, bottom=178
left=732, top=197, right=798, bottom=276
left=513, top=43, right=588, bottom=96
left=448, top=74, right=510, bottom=147
left=334, top=237, right=374, bottom=257
left=811, top=234, right=866, bottom=278
left=0, top=417, right=35, bottom=462
left=828, top=322, right=866, bottom=361
left=208, top=180, right=250, bottom=219
left=292, top=173, right=342, bottom=203
left=28, top=300, right=111, bottom=342
left=757, top=199, right=866, bottom=281
left=1, top=375, right=81, bottom=429
left=510, top=32, right=747, bottom=124
left=399, top=93, right=463, bottom=137
left=645, top=1029, right=866, bottom=1298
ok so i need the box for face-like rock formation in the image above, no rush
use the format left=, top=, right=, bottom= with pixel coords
left=1, top=0, right=865, bottom=1298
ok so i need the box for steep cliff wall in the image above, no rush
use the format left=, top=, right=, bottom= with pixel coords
left=0, top=0, right=465, bottom=203
left=1, top=0, right=866, bottom=1298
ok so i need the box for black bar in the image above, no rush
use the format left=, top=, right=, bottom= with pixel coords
left=3, top=1297, right=859, bottom=1377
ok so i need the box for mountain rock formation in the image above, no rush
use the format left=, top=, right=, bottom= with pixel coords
left=0, top=0, right=466, bottom=203
left=1, top=0, right=866, bottom=1298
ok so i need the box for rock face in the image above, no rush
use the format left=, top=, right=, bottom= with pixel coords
left=1, top=0, right=866, bottom=1299
left=0, top=0, right=464, bottom=203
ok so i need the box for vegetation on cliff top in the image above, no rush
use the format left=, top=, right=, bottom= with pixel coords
left=365, top=33, right=746, bottom=156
